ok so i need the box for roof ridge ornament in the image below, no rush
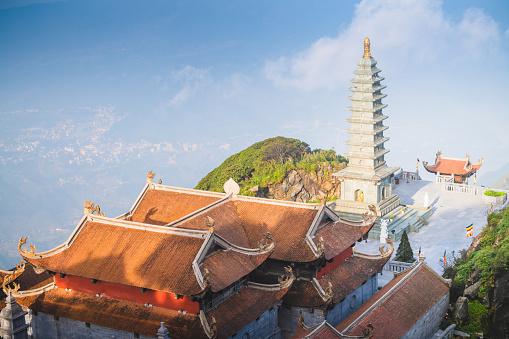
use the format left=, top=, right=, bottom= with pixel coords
left=18, top=237, right=36, bottom=256
left=278, top=266, right=294, bottom=288
left=363, top=37, right=371, bottom=58
left=2, top=260, right=25, bottom=294
left=147, top=171, right=156, bottom=184
left=258, top=232, right=274, bottom=251
left=84, top=200, right=105, bottom=217
left=223, top=178, right=240, bottom=197
left=204, top=216, right=215, bottom=233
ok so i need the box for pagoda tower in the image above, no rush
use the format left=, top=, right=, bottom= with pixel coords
left=334, top=38, right=400, bottom=217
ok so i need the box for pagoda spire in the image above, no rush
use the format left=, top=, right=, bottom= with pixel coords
left=363, top=37, right=371, bottom=58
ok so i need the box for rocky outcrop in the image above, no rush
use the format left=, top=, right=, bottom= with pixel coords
left=452, top=297, right=469, bottom=324
left=251, top=162, right=345, bottom=203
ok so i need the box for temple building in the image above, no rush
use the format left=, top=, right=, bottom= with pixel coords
left=292, top=261, right=451, bottom=339
left=1, top=173, right=391, bottom=339
left=423, top=151, right=483, bottom=184
left=333, top=38, right=400, bottom=219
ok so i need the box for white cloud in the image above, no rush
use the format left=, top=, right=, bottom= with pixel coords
left=264, top=0, right=502, bottom=90
left=168, top=65, right=210, bottom=106
left=220, top=143, right=231, bottom=150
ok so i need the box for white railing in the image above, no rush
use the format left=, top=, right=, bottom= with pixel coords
left=384, top=260, right=413, bottom=272
left=436, top=173, right=454, bottom=184
left=399, top=170, right=421, bottom=181
left=443, top=183, right=487, bottom=196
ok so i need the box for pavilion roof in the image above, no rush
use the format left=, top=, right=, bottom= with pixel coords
left=423, top=153, right=483, bottom=177
left=336, top=261, right=450, bottom=338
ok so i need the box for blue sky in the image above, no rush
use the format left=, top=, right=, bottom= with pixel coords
left=1, top=0, right=509, bottom=192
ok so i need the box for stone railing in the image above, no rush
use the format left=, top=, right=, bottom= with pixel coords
left=436, top=173, right=454, bottom=184
left=434, top=324, right=456, bottom=339
left=398, top=170, right=421, bottom=181
left=384, top=260, right=413, bottom=272
left=443, top=182, right=486, bottom=195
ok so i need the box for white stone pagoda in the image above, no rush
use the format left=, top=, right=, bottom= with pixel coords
left=334, top=38, right=400, bottom=218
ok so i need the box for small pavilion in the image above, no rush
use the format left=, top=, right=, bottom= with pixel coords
left=423, top=151, right=483, bottom=184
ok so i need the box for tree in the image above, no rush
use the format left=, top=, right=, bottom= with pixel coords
left=395, top=230, right=414, bottom=263
left=263, top=138, right=308, bottom=164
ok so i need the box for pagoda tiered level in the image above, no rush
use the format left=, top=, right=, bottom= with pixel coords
left=334, top=37, right=400, bottom=218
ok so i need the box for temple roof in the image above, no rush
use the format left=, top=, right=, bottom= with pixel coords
left=292, top=321, right=348, bottom=339
left=16, top=288, right=207, bottom=339
left=423, top=152, right=483, bottom=178
left=19, top=217, right=273, bottom=295
left=336, top=261, right=450, bottom=338
left=283, top=249, right=392, bottom=308
left=127, top=185, right=225, bottom=226
left=13, top=279, right=291, bottom=339
left=123, top=183, right=376, bottom=263
left=206, top=283, right=291, bottom=338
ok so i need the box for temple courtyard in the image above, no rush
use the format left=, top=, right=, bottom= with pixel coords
left=355, top=179, right=498, bottom=286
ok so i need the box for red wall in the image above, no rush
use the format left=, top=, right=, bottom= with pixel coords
left=55, top=274, right=199, bottom=314
left=317, top=247, right=353, bottom=279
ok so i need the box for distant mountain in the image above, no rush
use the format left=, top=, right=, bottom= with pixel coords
left=478, top=161, right=509, bottom=187
left=195, top=136, right=347, bottom=201
left=493, top=172, right=509, bottom=190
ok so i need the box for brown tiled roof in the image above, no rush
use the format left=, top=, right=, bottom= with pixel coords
left=234, top=199, right=319, bottom=262
left=12, top=263, right=54, bottom=291
left=129, top=187, right=223, bottom=225
left=16, top=288, right=206, bottom=339
left=319, top=254, right=391, bottom=302
left=174, top=201, right=251, bottom=248
left=284, top=254, right=390, bottom=308
left=423, top=157, right=482, bottom=177
left=336, top=262, right=450, bottom=338
left=201, top=249, right=272, bottom=292
left=292, top=321, right=344, bottom=339
left=206, top=284, right=291, bottom=338
left=283, top=280, right=324, bottom=307
left=22, top=220, right=205, bottom=295
left=315, top=222, right=373, bottom=260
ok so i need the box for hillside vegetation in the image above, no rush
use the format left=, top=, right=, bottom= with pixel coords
left=444, top=206, right=509, bottom=338
left=195, top=136, right=347, bottom=197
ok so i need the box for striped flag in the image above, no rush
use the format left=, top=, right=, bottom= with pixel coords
left=466, top=224, right=473, bottom=238
left=416, top=158, right=420, bottom=169
left=418, top=246, right=421, bottom=258
left=443, top=250, right=447, bottom=266
left=490, top=204, right=493, bottom=215
left=474, top=172, right=477, bottom=185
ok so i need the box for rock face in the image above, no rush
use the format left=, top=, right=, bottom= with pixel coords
left=491, top=269, right=509, bottom=339
left=253, top=162, right=345, bottom=203
left=452, top=297, right=469, bottom=324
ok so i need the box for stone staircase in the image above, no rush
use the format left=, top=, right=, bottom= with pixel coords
left=367, top=205, right=433, bottom=241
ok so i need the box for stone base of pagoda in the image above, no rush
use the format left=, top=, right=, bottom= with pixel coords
left=331, top=194, right=400, bottom=218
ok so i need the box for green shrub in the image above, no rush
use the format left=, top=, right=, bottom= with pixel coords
left=195, top=137, right=347, bottom=199
left=484, top=190, right=505, bottom=197
left=457, top=300, right=489, bottom=336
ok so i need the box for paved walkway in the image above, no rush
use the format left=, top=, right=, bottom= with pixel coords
left=355, top=180, right=494, bottom=286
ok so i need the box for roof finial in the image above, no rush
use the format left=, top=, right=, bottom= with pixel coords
left=363, top=37, right=371, bottom=58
